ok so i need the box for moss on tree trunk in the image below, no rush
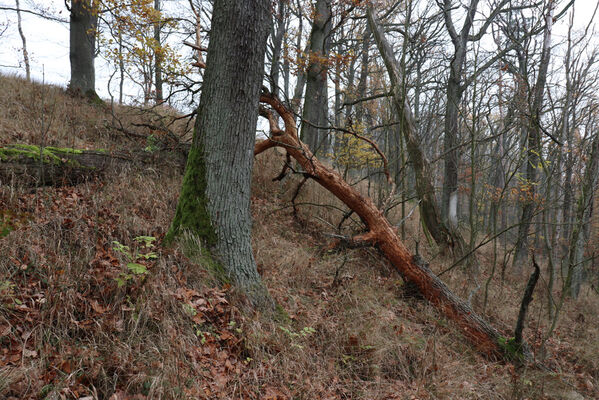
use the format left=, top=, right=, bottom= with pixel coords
left=165, top=140, right=217, bottom=246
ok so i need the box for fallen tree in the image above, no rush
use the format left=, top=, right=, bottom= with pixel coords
left=0, top=144, right=186, bottom=186
left=256, top=88, right=528, bottom=361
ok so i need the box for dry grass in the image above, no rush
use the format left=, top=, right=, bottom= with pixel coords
left=0, top=74, right=598, bottom=399
left=0, top=73, right=192, bottom=151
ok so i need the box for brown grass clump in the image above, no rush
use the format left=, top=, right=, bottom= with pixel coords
left=1, top=74, right=598, bottom=399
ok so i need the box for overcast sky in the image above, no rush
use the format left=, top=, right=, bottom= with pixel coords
left=0, top=0, right=597, bottom=109
left=0, top=0, right=195, bottom=105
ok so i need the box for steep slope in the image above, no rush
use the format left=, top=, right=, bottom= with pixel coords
left=0, top=74, right=597, bottom=399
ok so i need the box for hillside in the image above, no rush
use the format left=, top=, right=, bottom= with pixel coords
left=1, top=74, right=598, bottom=399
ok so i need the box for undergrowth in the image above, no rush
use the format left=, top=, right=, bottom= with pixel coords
left=0, top=74, right=597, bottom=399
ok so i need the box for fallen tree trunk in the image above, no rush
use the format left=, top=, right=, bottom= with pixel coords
left=0, top=144, right=186, bottom=186
left=256, top=89, right=527, bottom=361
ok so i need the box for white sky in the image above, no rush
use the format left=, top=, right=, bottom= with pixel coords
left=0, top=0, right=195, bottom=105
left=0, top=0, right=597, bottom=108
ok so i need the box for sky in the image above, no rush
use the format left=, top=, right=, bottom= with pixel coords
left=0, top=0, right=196, bottom=106
left=0, top=0, right=597, bottom=109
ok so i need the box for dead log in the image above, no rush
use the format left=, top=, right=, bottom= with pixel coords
left=256, top=89, right=527, bottom=361
left=0, top=144, right=187, bottom=186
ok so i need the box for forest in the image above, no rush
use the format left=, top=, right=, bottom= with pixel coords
left=0, top=0, right=598, bottom=399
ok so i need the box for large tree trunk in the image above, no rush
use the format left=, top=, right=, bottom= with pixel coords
left=257, top=90, right=520, bottom=361
left=167, top=0, right=274, bottom=310
left=440, top=0, right=480, bottom=229
left=69, top=0, right=97, bottom=96
left=300, top=0, right=332, bottom=154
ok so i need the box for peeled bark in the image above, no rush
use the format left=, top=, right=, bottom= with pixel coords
left=257, top=90, right=521, bottom=361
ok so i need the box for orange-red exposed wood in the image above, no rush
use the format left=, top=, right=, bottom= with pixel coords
left=255, top=89, right=518, bottom=360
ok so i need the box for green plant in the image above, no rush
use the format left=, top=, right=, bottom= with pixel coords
left=144, top=134, right=159, bottom=153
left=112, top=236, right=157, bottom=287
left=278, top=325, right=316, bottom=349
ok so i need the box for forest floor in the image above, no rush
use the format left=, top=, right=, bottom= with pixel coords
left=1, top=74, right=598, bottom=399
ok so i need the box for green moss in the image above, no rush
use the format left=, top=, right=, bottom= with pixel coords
left=176, top=232, right=230, bottom=285
left=498, top=336, right=525, bottom=362
left=85, top=89, right=105, bottom=106
left=45, top=146, right=83, bottom=154
left=198, top=249, right=230, bottom=285
left=0, top=144, right=61, bottom=163
left=0, top=144, right=91, bottom=169
left=165, top=143, right=217, bottom=245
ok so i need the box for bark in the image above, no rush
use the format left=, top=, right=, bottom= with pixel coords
left=566, top=134, right=599, bottom=298
left=167, top=0, right=274, bottom=310
left=118, top=31, right=124, bottom=105
left=69, top=0, right=97, bottom=96
left=440, top=0, right=480, bottom=228
left=257, top=89, right=521, bottom=361
left=269, top=0, right=285, bottom=98
left=514, top=256, right=540, bottom=346
left=290, top=1, right=306, bottom=114
left=513, top=1, right=555, bottom=269
left=154, top=0, right=163, bottom=103
left=354, top=27, right=371, bottom=125
left=367, top=7, right=462, bottom=253
left=300, top=0, right=332, bottom=154
left=15, top=0, right=30, bottom=82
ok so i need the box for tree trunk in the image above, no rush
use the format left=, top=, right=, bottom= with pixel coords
left=15, top=0, right=30, bottom=82
left=440, top=0, right=480, bottom=228
left=69, top=0, right=97, bottom=96
left=167, top=0, right=274, bottom=311
left=513, top=1, right=555, bottom=270
left=367, top=6, right=462, bottom=253
left=257, top=90, right=521, bottom=361
left=354, top=26, right=371, bottom=125
left=154, top=0, right=163, bottom=104
left=269, top=0, right=285, bottom=98
left=300, top=0, right=332, bottom=154
left=566, top=134, right=599, bottom=298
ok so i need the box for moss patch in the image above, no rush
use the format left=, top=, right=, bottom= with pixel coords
left=165, top=142, right=217, bottom=245
left=0, top=144, right=90, bottom=169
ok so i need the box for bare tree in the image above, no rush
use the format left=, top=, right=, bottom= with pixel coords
left=15, top=0, right=30, bottom=81
left=512, top=0, right=555, bottom=269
